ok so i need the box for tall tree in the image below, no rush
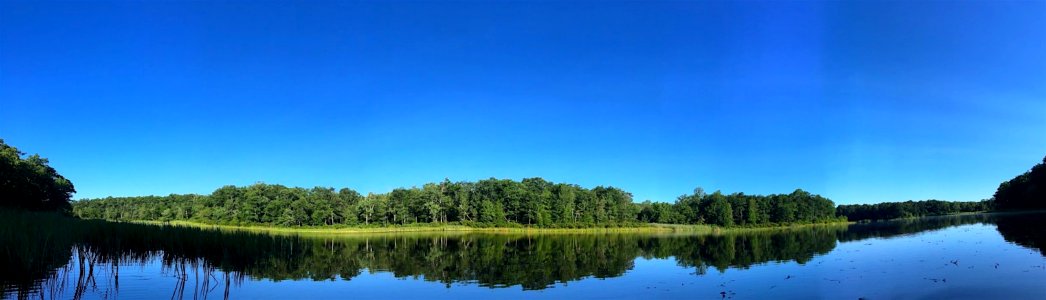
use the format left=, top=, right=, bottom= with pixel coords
left=993, top=156, right=1046, bottom=210
left=0, top=139, right=76, bottom=212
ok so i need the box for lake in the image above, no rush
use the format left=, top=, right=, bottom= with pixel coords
left=3, top=212, right=1045, bottom=299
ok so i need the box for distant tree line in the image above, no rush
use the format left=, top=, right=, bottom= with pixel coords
left=992, top=156, right=1045, bottom=211
left=835, top=200, right=992, bottom=222
left=0, top=139, right=75, bottom=212
left=13, top=131, right=1040, bottom=226
left=637, top=188, right=838, bottom=226
left=73, top=180, right=841, bottom=228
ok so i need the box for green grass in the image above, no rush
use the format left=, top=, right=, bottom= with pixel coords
left=139, top=220, right=713, bottom=235
left=131, top=219, right=852, bottom=237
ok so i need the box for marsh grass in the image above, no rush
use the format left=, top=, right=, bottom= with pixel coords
left=135, top=219, right=849, bottom=237
left=143, top=220, right=715, bottom=236
left=0, top=209, right=298, bottom=299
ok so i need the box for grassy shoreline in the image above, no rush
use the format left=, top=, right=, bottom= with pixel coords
left=131, top=219, right=853, bottom=236
left=142, top=220, right=711, bottom=235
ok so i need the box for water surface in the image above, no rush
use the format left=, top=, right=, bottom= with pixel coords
left=3, top=213, right=1045, bottom=299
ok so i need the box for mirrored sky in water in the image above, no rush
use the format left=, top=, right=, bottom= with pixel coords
left=5, top=213, right=1045, bottom=299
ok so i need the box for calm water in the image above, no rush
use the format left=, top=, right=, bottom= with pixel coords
left=3, top=213, right=1045, bottom=299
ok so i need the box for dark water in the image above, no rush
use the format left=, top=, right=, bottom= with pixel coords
left=3, top=213, right=1045, bottom=299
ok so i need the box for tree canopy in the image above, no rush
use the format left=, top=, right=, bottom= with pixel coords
left=74, top=180, right=841, bottom=228
left=992, top=156, right=1046, bottom=210
left=6, top=133, right=1014, bottom=226
left=657, top=188, right=838, bottom=226
left=0, top=139, right=75, bottom=212
left=836, top=200, right=991, bottom=222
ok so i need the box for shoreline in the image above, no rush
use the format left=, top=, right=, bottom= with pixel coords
left=108, top=210, right=1046, bottom=236
left=134, top=220, right=853, bottom=236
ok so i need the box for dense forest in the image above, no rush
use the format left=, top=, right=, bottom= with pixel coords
left=638, top=188, right=837, bottom=226
left=836, top=200, right=992, bottom=222
left=0, top=139, right=75, bottom=212
left=7, top=137, right=1040, bottom=228
left=993, top=156, right=1045, bottom=210
left=73, top=182, right=841, bottom=228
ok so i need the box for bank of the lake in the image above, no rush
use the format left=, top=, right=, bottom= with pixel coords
left=134, top=219, right=852, bottom=236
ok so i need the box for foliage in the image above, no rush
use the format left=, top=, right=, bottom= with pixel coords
left=73, top=178, right=639, bottom=227
left=0, top=139, right=75, bottom=212
left=666, top=188, right=838, bottom=227
left=74, top=180, right=840, bottom=228
left=836, top=200, right=992, bottom=222
left=992, top=156, right=1046, bottom=211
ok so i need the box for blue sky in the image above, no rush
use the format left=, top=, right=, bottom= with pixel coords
left=2, top=1, right=1044, bottom=204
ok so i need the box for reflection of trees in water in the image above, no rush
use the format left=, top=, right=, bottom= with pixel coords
left=835, top=212, right=1046, bottom=257
left=0, top=211, right=274, bottom=300
left=664, top=226, right=843, bottom=274
left=4, top=212, right=1046, bottom=299
left=2, top=219, right=841, bottom=298
left=994, top=213, right=1046, bottom=256
left=836, top=213, right=996, bottom=242
left=13, top=246, right=241, bottom=300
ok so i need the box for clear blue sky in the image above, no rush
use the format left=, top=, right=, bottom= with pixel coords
left=2, top=1, right=1044, bottom=204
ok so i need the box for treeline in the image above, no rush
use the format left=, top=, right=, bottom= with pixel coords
left=993, top=156, right=1045, bottom=211
left=637, top=188, right=839, bottom=226
left=73, top=180, right=841, bottom=227
left=835, top=200, right=991, bottom=222
left=74, top=179, right=640, bottom=227
left=0, top=139, right=75, bottom=212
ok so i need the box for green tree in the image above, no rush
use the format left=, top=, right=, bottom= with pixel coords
left=478, top=200, right=505, bottom=224
left=705, top=193, right=734, bottom=226
left=0, top=139, right=76, bottom=212
left=993, top=156, right=1046, bottom=210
